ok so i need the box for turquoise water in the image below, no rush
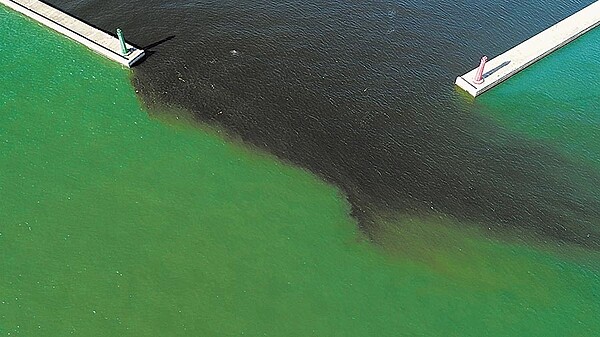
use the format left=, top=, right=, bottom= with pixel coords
left=479, top=27, right=600, bottom=168
left=1, top=6, right=600, bottom=337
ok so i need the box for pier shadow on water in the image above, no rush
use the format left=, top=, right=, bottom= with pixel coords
left=47, top=0, right=600, bottom=249
left=141, top=35, right=176, bottom=59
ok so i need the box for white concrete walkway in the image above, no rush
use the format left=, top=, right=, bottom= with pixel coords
left=456, top=1, right=600, bottom=97
left=1, top=0, right=145, bottom=67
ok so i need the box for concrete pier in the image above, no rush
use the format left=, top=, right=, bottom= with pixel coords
left=456, top=1, right=600, bottom=97
left=0, top=0, right=144, bottom=67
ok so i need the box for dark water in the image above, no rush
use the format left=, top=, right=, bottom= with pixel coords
left=47, top=0, right=600, bottom=247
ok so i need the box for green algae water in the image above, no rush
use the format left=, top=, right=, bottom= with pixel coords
left=478, top=27, right=600, bottom=169
left=2, top=6, right=600, bottom=337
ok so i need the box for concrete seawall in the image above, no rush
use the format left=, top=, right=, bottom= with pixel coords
left=456, top=1, right=600, bottom=97
left=0, top=0, right=144, bottom=67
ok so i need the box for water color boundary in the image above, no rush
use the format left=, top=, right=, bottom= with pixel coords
left=0, top=0, right=144, bottom=67
left=456, top=0, right=600, bottom=97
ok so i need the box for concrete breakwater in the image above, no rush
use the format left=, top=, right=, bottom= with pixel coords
left=456, top=1, right=600, bottom=97
left=0, top=0, right=144, bottom=67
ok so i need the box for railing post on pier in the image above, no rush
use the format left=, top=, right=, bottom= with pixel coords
left=473, top=56, right=487, bottom=85
left=117, top=29, right=129, bottom=55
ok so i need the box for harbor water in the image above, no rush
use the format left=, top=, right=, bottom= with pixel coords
left=1, top=0, right=600, bottom=335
